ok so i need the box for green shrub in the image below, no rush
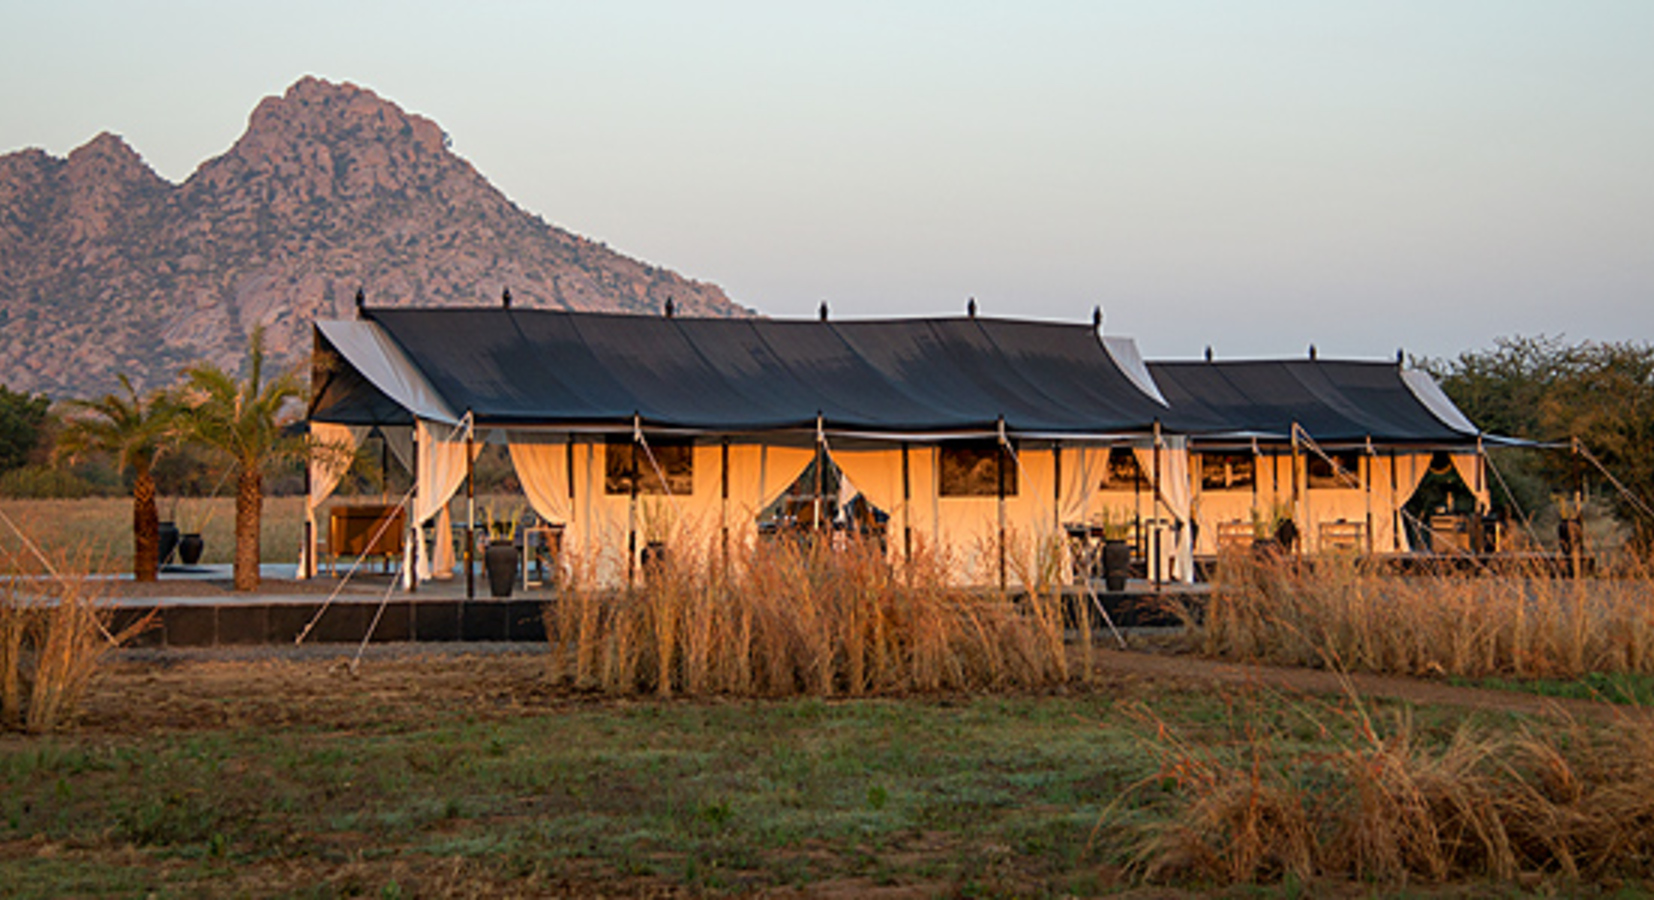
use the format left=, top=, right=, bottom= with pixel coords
left=0, top=465, right=109, bottom=499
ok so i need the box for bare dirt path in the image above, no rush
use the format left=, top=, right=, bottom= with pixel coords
left=69, top=639, right=1642, bottom=738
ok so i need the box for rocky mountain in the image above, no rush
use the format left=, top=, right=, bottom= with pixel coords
left=0, top=76, right=744, bottom=399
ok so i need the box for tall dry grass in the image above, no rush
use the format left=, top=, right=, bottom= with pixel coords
left=542, top=531, right=1080, bottom=698
left=1121, top=686, right=1654, bottom=886
left=1198, top=550, right=1654, bottom=679
left=0, top=496, right=306, bottom=572
left=0, top=548, right=152, bottom=733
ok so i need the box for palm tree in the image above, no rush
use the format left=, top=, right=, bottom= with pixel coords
left=54, top=375, right=179, bottom=582
left=180, top=326, right=305, bottom=591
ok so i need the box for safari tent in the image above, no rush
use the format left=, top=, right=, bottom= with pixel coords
left=303, top=306, right=1222, bottom=588
left=1146, top=357, right=1491, bottom=556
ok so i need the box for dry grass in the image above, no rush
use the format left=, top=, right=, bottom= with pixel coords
left=1138, top=546, right=1654, bottom=888
left=543, top=532, right=1081, bottom=697
left=0, top=548, right=152, bottom=733
left=1198, top=550, right=1654, bottom=679
left=1123, top=684, right=1654, bottom=887
left=0, top=496, right=307, bottom=573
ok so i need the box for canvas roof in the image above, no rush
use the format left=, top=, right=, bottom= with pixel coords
left=309, top=308, right=1211, bottom=436
left=1146, top=358, right=1481, bottom=446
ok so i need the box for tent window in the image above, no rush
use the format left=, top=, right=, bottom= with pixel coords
left=1200, top=452, right=1256, bottom=490
left=604, top=437, right=693, bottom=495
left=1100, top=447, right=1143, bottom=490
left=939, top=442, right=1017, bottom=497
left=1307, top=451, right=1363, bottom=489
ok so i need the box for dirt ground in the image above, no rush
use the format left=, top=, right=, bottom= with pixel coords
left=73, top=641, right=1642, bottom=741
left=85, top=569, right=1652, bottom=727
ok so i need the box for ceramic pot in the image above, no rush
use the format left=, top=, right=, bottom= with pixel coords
left=1102, top=539, right=1131, bottom=592
left=158, top=521, right=180, bottom=566
left=178, top=533, right=204, bottom=565
left=485, top=543, right=518, bottom=598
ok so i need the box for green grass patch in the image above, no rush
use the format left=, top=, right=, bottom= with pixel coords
left=1449, top=670, right=1654, bottom=706
left=0, top=692, right=1166, bottom=895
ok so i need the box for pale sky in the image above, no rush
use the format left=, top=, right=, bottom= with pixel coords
left=3, top=1, right=1651, bottom=362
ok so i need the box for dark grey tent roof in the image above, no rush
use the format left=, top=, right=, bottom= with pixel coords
left=310, top=307, right=1209, bottom=435
left=1147, top=359, right=1480, bottom=445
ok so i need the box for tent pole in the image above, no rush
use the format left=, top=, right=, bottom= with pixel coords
left=1572, top=436, right=1584, bottom=578
left=408, top=429, right=419, bottom=593
left=901, top=441, right=912, bottom=568
left=302, top=450, right=313, bottom=580
left=1391, top=449, right=1402, bottom=553
left=1152, top=421, right=1162, bottom=590
left=465, top=422, right=475, bottom=601
left=629, top=419, right=640, bottom=589
left=814, top=415, right=825, bottom=538
left=1364, top=436, right=1374, bottom=556
left=997, top=418, right=1007, bottom=592
left=1291, top=424, right=1303, bottom=558
left=720, top=437, right=730, bottom=579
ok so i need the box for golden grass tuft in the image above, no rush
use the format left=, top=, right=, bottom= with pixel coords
left=1122, top=675, right=1654, bottom=887
left=1198, top=549, right=1654, bottom=679
left=0, top=547, right=152, bottom=733
left=542, top=531, right=1076, bottom=697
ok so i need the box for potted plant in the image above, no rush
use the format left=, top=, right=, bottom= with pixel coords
left=1094, top=508, right=1133, bottom=592
left=1250, top=502, right=1296, bottom=557
left=483, top=501, right=523, bottom=598
left=639, top=499, right=674, bottom=579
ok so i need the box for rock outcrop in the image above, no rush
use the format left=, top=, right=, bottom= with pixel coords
left=0, top=76, right=742, bottom=398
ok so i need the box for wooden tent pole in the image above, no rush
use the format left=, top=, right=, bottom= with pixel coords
left=901, top=442, right=912, bottom=566
left=1152, top=421, right=1162, bottom=589
left=997, top=421, right=1007, bottom=592
left=465, top=420, right=475, bottom=600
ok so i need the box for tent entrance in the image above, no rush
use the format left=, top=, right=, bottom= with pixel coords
left=1403, top=451, right=1481, bottom=552
left=756, top=453, right=890, bottom=549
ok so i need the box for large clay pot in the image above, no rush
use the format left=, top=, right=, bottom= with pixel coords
left=158, top=521, right=180, bottom=566
left=485, top=543, right=518, bottom=598
left=178, top=533, right=204, bottom=566
left=1102, top=539, right=1131, bottom=592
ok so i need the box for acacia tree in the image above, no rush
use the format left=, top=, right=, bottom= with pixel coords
left=180, top=327, right=304, bottom=591
left=54, top=375, right=178, bottom=581
left=1427, top=336, right=1654, bottom=545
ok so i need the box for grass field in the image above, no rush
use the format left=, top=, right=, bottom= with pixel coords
left=5, top=652, right=1654, bottom=897
left=0, top=496, right=307, bottom=572
left=7, top=499, right=1654, bottom=895
left=0, top=652, right=1578, bottom=899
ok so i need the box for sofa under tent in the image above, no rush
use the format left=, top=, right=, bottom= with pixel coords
left=1145, top=357, right=1494, bottom=558
left=302, top=306, right=1227, bottom=589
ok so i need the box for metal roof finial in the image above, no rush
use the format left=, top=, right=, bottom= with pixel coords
left=502, top=287, right=512, bottom=309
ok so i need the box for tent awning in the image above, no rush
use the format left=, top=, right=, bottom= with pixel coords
left=1146, top=358, right=1482, bottom=445
left=311, top=308, right=1214, bottom=436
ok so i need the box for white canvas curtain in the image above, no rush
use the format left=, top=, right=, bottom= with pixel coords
left=1056, top=444, right=1110, bottom=525
left=724, top=442, right=815, bottom=546
left=1132, top=439, right=1195, bottom=583
left=827, top=443, right=906, bottom=556
left=405, top=417, right=478, bottom=585
left=1393, top=453, right=1434, bottom=552
left=507, top=433, right=573, bottom=525
left=1450, top=452, right=1490, bottom=511
left=296, top=422, right=368, bottom=579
